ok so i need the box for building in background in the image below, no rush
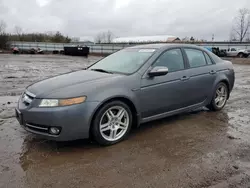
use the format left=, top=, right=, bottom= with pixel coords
left=112, top=35, right=180, bottom=43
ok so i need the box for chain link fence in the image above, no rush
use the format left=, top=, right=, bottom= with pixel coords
left=8, top=41, right=250, bottom=55
left=10, top=41, right=131, bottom=54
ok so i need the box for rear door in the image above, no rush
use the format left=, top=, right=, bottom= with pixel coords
left=182, top=48, right=217, bottom=106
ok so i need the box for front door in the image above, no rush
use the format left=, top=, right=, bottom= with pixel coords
left=227, top=48, right=237, bottom=57
left=139, top=48, right=190, bottom=119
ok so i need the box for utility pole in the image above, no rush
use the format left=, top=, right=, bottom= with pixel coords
left=212, top=34, right=214, bottom=42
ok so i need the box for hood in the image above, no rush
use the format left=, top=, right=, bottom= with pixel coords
left=27, top=70, right=121, bottom=98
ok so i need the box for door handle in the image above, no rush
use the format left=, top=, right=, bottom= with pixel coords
left=180, top=76, right=190, bottom=81
left=209, top=70, right=217, bottom=75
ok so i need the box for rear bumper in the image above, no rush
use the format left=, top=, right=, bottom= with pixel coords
left=16, top=98, right=100, bottom=141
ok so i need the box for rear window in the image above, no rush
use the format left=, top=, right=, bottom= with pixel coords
left=204, top=53, right=213, bottom=65
left=207, top=51, right=222, bottom=63
left=202, top=48, right=222, bottom=63
left=184, top=48, right=207, bottom=68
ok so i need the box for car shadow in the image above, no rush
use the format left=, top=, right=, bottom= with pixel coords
left=130, top=107, right=208, bottom=136
left=23, top=107, right=209, bottom=151
left=18, top=106, right=231, bottom=177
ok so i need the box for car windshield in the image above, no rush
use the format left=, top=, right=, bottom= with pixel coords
left=88, top=48, right=155, bottom=74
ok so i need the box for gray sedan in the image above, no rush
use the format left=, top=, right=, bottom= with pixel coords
left=15, top=44, right=235, bottom=145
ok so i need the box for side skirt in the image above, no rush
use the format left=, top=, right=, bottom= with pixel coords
left=141, top=100, right=206, bottom=124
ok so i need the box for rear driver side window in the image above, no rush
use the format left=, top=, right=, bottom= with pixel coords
left=153, top=49, right=184, bottom=72
left=184, top=49, right=207, bottom=68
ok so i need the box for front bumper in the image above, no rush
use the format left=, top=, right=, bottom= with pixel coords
left=16, top=97, right=100, bottom=141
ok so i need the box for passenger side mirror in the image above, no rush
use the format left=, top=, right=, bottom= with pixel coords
left=148, top=66, right=169, bottom=77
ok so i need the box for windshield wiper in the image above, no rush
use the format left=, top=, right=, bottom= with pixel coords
left=90, top=69, right=113, bottom=74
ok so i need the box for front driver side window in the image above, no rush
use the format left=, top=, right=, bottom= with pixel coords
left=153, top=49, right=185, bottom=72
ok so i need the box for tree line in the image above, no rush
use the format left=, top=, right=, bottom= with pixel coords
left=0, top=21, right=71, bottom=49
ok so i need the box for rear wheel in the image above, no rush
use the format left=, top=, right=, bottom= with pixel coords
left=237, top=53, right=244, bottom=58
left=207, top=82, right=228, bottom=111
left=91, top=101, right=132, bottom=146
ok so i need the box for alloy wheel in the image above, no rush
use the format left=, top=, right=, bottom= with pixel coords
left=99, top=106, right=129, bottom=142
left=214, top=85, right=228, bottom=108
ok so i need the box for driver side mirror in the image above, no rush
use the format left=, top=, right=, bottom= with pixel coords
left=148, top=66, right=169, bottom=77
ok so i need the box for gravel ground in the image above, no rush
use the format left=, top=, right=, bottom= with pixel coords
left=0, top=54, right=250, bottom=188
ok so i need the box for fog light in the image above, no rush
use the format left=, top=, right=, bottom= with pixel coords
left=49, top=127, right=60, bottom=135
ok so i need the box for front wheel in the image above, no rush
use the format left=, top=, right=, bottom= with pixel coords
left=207, top=82, right=228, bottom=111
left=91, top=101, right=132, bottom=146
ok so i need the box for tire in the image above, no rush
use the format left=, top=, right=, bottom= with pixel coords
left=237, top=53, right=244, bottom=58
left=91, top=101, right=133, bottom=146
left=207, top=82, right=228, bottom=111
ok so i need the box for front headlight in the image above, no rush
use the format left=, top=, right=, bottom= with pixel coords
left=39, top=96, right=87, bottom=107
left=39, top=99, right=58, bottom=107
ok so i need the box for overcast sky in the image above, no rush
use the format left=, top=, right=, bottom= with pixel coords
left=0, top=0, right=249, bottom=41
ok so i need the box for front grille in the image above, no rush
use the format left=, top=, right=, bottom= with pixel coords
left=22, top=91, right=35, bottom=105
left=25, top=123, right=49, bottom=133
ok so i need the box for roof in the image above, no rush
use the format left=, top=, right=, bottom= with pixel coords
left=128, top=43, right=170, bottom=49
left=113, top=35, right=180, bottom=43
left=128, top=43, right=200, bottom=50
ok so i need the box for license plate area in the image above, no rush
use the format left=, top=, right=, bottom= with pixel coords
left=15, top=108, right=23, bottom=125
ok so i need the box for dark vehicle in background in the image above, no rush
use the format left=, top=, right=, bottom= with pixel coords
left=211, top=47, right=227, bottom=57
left=12, top=47, right=44, bottom=54
left=205, top=47, right=227, bottom=57
left=16, top=44, right=235, bottom=146
left=29, top=48, right=44, bottom=54
left=12, top=47, right=19, bottom=54
left=64, top=45, right=89, bottom=57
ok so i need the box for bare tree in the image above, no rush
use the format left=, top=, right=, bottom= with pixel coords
left=71, top=37, right=80, bottom=42
left=106, top=31, right=114, bottom=43
left=95, top=33, right=104, bottom=43
left=95, top=31, right=114, bottom=43
left=246, top=31, right=250, bottom=42
left=14, top=26, right=23, bottom=41
left=0, top=20, right=6, bottom=34
left=190, top=36, right=195, bottom=43
left=229, top=30, right=237, bottom=42
left=232, top=8, right=250, bottom=42
left=0, top=20, right=9, bottom=49
left=181, top=37, right=189, bottom=41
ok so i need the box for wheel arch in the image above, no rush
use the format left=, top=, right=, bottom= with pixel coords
left=208, top=75, right=230, bottom=103
left=237, top=52, right=244, bottom=57
left=215, top=79, right=230, bottom=99
left=89, top=96, right=140, bottom=137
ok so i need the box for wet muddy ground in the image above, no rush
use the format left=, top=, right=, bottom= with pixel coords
left=0, top=54, right=250, bottom=188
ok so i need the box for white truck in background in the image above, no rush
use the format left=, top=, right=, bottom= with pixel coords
left=226, top=47, right=250, bottom=58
